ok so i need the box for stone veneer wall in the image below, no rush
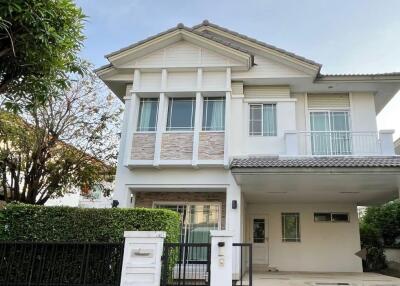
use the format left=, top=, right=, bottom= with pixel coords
left=131, top=133, right=156, bottom=160
left=161, top=133, right=193, bottom=160
left=198, top=132, right=224, bottom=160
left=134, top=192, right=226, bottom=229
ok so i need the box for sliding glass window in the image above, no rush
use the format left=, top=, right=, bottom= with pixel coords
left=137, top=98, right=159, bottom=131
left=249, top=104, right=277, bottom=136
left=310, top=111, right=351, bottom=155
left=166, top=97, right=196, bottom=131
left=202, top=97, right=225, bottom=131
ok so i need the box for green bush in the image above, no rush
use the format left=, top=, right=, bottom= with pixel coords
left=363, top=200, right=400, bottom=247
left=360, top=223, right=386, bottom=271
left=0, top=204, right=180, bottom=243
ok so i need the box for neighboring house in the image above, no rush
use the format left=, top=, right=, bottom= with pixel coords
left=395, top=137, right=400, bottom=155
left=95, top=20, right=400, bottom=273
left=45, top=183, right=113, bottom=208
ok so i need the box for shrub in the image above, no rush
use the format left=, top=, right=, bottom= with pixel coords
left=0, top=204, right=180, bottom=243
left=363, top=200, right=400, bottom=247
left=360, top=223, right=386, bottom=271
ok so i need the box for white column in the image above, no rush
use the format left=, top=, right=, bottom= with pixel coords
left=224, top=91, right=231, bottom=167
left=224, top=68, right=232, bottom=167
left=133, top=69, right=141, bottom=91
left=120, top=231, right=166, bottom=286
left=285, top=130, right=299, bottom=156
left=114, top=84, right=134, bottom=207
left=124, top=93, right=139, bottom=166
left=210, top=230, right=233, bottom=286
left=153, top=93, right=166, bottom=166
left=379, top=130, right=395, bottom=155
left=192, top=91, right=202, bottom=166
left=226, top=179, right=241, bottom=244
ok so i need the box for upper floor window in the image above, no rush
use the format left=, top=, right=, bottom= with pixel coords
left=202, top=97, right=225, bottom=131
left=310, top=111, right=350, bottom=155
left=249, top=104, right=277, bottom=136
left=137, top=98, right=159, bottom=131
left=167, top=97, right=195, bottom=131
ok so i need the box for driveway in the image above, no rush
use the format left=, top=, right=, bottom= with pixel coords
left=250, top=271, right=400, bottom=286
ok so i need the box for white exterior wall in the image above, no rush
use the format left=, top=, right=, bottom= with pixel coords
left=114, top=167, right=242, bottom=243
left=350, top=92, right=378, bottom=132
left=246, top=203, right=363, bottom=272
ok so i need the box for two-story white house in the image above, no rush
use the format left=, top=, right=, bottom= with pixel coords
left=96, top=20, right=400, bottom=273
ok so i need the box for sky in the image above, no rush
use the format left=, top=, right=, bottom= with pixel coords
left=75, top=0, right=400, bottom=139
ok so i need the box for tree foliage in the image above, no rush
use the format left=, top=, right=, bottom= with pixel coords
left=0, top=0, right=85, bottom=110
left=0, top=70, right=122, bottom=204
left=362, top=200, right=400, bottom=247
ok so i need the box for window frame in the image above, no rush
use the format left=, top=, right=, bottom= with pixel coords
left=281, top=212, right=301, bottom=242
left=314, top=212, right=350, bottom=223
left=136, top=97, right=159, bottom=132
left=308, top=109, right=352, bottom=155
left=166, top=97, right=196, bottom=132
left=249, top=103, right=277, bottom=137
left=202, top=96, right=226, bottom=132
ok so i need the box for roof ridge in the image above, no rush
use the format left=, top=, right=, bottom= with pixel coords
left=193, top=20, right=322, bottom=68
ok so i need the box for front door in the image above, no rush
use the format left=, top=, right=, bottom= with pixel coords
left=250, top=215, right=268, bottom=265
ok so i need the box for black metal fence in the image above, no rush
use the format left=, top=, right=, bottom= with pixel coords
left=161, top=243, right=211, bottom=286
left=233, top=243, right=252, bottom=286
left=0, top=241, right=124, bottom=286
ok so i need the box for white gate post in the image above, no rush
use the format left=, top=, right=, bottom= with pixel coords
left=120, top=231, right=166, bottom=286
left=210, top=230, right=233, bottom=286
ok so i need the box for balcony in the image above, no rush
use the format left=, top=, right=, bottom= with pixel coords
left=285, top=130, right=396, bottom=156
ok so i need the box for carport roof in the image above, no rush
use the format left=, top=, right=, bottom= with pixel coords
left=230, top=156, right=400, bottom=169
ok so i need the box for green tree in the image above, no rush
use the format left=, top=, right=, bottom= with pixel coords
left=0, top=0, right=85, bottom=110
left=0, top=70, right=122, bottom=204
left=363, top=200, right=400, bottom=247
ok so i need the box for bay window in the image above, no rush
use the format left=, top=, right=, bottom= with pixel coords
left=249, top=103, right=277, bottom=136
left=166, top=97, right=195, bottom=131
left=202, top=97, right=225, bottom=131
left=137, top=98, right=159, bottom=131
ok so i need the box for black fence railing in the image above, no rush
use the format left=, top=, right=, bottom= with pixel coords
left=0, top=241, right=124, bottom=286
left=233, top=243, right=252, bottom=286
left=161, top=243, right=211, bottom=286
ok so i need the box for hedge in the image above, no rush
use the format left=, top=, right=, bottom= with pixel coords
left=0, top=204, right=180, bottom=243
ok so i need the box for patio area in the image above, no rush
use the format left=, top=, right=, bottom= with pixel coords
left=246, top=271, right=400, bottom=286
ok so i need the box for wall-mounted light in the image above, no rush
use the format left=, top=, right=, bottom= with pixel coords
left=232, top=200, right=237, bottom=209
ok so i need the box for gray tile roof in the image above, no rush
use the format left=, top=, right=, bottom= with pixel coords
left=192, top=20, right=322, bottom=68
left=230, top=156, right=400, bottom=169
left=104, top=23, right=253, bottom=59
left=316, top=72, right=400, bottom=79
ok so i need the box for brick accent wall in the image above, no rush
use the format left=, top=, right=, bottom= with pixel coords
left=131, top=133, right=156, bottom=160
left=161, top=133, right=193, bottom=160
left=198, top=132, right=224, bottom=160
left=134, top=192, right=226, bottom=229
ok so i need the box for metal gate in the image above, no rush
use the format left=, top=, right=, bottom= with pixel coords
left=0, top=241, right=124, bottom=286
left=233, top=243, right=253, bottom=286
left=161, top=243, right=211, bottom=286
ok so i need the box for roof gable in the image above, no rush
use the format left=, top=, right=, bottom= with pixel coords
left=118, top=40, right=246, bottom=69
left=106, top=24, right=252, bottom=69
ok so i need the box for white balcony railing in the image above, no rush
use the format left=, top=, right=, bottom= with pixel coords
left=285, top=130, right=395, bottom=156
